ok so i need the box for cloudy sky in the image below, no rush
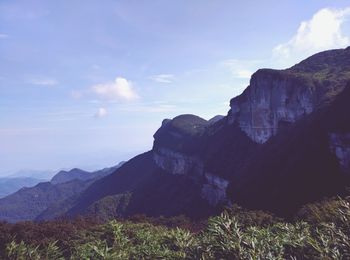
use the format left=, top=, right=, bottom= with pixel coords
left=1, top=0, right=350, bottom=175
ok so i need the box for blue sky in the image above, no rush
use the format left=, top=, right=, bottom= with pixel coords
left=1, top=0, right=350, bottom=176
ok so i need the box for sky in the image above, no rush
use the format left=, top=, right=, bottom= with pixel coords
left=1, top=0, right=350, bottom=176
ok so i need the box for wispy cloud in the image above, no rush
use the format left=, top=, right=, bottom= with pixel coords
left=117, top=102, right=177, bottom=113
left=70, top=90, right=83, bottom=99
left=0, top=33, right=9, bottom=39
left=92, top=77, right=139, bottom=101
left=0, top=127, right=53, bottom=134
left=222, top=59, right=261, bottom=79
left=149, top=74, right=175, bottom=83
left=29, top=77, right=58, bottom=86
left=92, top=64, right=101, bottom=70
left=94, top=107, right=108, bottom=118
left=273, top=7, right=350, bottom=63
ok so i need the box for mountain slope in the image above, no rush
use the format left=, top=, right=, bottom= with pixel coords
left=0, top=180, right=92, bottom=222
left=0, top=164, right=122, bottom=222
left=0, top=177, right=45, bottom=199
left=50, top=163, right=123, bottom=185
left=67, top=152, right=214, bottom=219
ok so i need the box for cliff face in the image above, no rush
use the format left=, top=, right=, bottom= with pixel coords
left=151, top=47, right=350, bottom=209
left=152, top=115, right=229, bottom=206
left=329, top=133, right=350, bottom=174
left=228, top=70, right=315, bottom=143
left=229, top=47, right=350, bottom=144
left=153, top=146, right=229, bottom=205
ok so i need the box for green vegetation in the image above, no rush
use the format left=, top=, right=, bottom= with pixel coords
left=1, top=196, right=349, bottom=259
left=0, top=179, right=94, bottom=222
left=86, top=193, right=132, bottom=221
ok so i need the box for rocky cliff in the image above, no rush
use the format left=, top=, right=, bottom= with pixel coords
left=329, top=133, right=350, bottom=174
left=152, top=115, right=229, bottom=205
left=229, top=47, right=350, bottom=143
left=228, top=70, right=315, bottom=143
left=151, top=47, right=350, bottom=211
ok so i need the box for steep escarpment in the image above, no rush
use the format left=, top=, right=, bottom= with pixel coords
left=152, top=115, right=256, bottom=206
left=229, top=48, right=350, bottom=143
left=229, top=70, right=315, bottom=143
left=229, top=84, right=350, bottom=216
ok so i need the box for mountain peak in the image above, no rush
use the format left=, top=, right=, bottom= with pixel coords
left=289, top=47, right=350, bottom=74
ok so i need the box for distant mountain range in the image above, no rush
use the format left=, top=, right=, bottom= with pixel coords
left=1, top=47, right=350, bottom=222
left=0, top=163, right=124, bottom=222
left=50, top=162, right=124, bottom=184
left=0, top=177, right=45, bottom=199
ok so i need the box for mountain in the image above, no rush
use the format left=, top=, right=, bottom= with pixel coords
left=63, top=47, right=350, bottom=220
left=2, top=48, right=349, bottom=222
left=0, top=177, right=45, bottom=199
left=0, top=164, right=122, bottom=222
left=50, top=162, right=124, bottom=184
left=66, top=151, right=214, bottom=220
left=0, top=180, right=93, bottom=223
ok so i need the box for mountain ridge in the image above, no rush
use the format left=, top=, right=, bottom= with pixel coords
left=0, top=163, right=123, bottom=222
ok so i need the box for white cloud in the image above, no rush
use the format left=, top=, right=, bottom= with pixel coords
left=273, top=7, right=350, bottom=62
left=92, top=77, right=139, bottom=101
left=149, top=74, right=175, bottom=83
left=92, top=64, right=101, bottom=70
left=70, top=90, right=83, bottom=99
left=222, top=59, right=261, bottom=79
left=94, top=107, right=107, bottom=118
left=30, top=77, right=58, bottom=86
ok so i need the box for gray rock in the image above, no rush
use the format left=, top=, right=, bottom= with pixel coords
left=229, top=70, right=315, bottom=143
left=329, top=133, right=350, bottom=174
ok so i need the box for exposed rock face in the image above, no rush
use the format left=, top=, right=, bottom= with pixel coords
left=154, top=147, right=229, bottom=205
left=329, top=133, right=350, bottom=174
left=153, top=148, right=203, bottom=176
left=229, top=47, right=350, bottom=143
left=152, top=114, right=229, bottom=205
left=229, top=70, right=315, bottom=143
left=201, top=173, right=229, bottom=206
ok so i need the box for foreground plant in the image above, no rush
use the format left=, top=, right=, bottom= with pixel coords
left=4, top=197, right=350, bottom=259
